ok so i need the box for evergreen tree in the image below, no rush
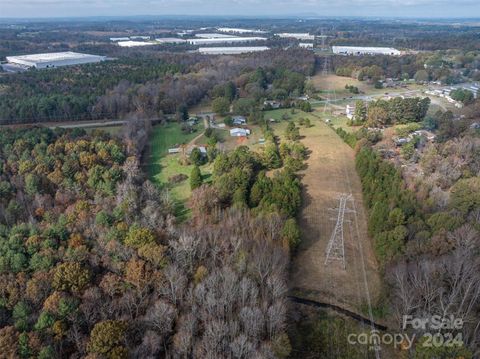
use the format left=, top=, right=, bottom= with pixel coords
left=354, top=100, right=367, bottom=123
left=190, top=166, right=203, bottom=190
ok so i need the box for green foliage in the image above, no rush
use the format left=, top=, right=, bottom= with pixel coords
left=356, top=147, right=424, bottom=264
left=414, top=335, right=472, bottom=359
left=450, top=88, right=475, bottom=105
left=345, top=84, right=360, bottom=94
left=354, top=100, right=367, bottom=123
left=34, top=312, right=55, bottom=331
left=427, top=212, right=464, bottom=234
left=88, top=320, right=128, bottom=358
left=257, top=170, right=302, bottom=217
left=297, top=100, right=312, bottom=112
left=13, top=301, right=30, bottom=331
left=285, top=122, right=300, bottom=141
left=233, top=98, right=257, bottom=116
left=176, top=104, right=189, bottom=122
left=335, top=128, right=357, bottom=148
left=367, top=97, right=430, bottom=126
left=395, top=123, right=422, bottom=137
left=38, top=346, right=55, bottom=359
left=282, top=218, right=301, bottom=249
left=18, top=332, right=30, bottom=358
left=52, top=262, right=90, bottom=292
left=211, top=97, right=231, bottom=115
left=450, top=177, right=480, bottom=216
left=124, top=226, right=156, bottom=249
left=189, top=147, right=205, bottom=166
left=401, top=142, right=415, bottom=160
left=263, top=144, right=282, bottom=170
left=0, top=58, right=182, bottom=123
left=289, top=314, right=366, bottom=359
left=414, top=69, right=429, bottom=83
left=190, top=166, right=203, bottom=190
left=224, top=116, right=234, bottom=127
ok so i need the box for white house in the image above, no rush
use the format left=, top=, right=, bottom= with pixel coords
left=230, top=128, right=250, bottom=137
left=346, top=104, right=356, bottom=120
left=264, top=100, right=281, bottom=109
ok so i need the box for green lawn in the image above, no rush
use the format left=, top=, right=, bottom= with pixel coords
left=145, top=122, right=207, bottom=218
left=146, top=122, right=200, bottom=178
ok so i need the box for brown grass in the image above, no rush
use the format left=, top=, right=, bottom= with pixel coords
left=290, top=119, right=382, bottom=315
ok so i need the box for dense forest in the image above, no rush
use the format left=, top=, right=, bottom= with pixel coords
left=354, top=102, right=480, bottom=356
left=0, top=126, right=301, bottom=357
left=0, top=49, right=314, bottom=124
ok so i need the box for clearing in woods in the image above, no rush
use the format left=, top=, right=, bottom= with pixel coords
left=290, top=118, right=382, bottom=317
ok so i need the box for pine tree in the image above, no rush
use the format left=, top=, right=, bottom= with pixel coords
left=354, top=100, right=367, bottom=123
left=190, top=166, right=203, bottom=190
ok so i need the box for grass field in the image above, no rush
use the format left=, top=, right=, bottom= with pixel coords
left=311, top=73, right=370, bottom=98
left=145, top=122, right=208, bottom=217
left=290, top=115, right=382, bottom=317
left=311, top=73, right=425, bottom=99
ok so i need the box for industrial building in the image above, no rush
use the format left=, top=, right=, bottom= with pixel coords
left=198, top=47, right=270, bottom=55
left=332, top=46, right=401, bottom=56
left=110, top=37, right=130, bottom=42
left=188, top=37, right=266, bottom=45
left=217, top=27, right=266, bottom=34
left=117, top=41, right=155, bottom=47
left=277, top=33, right=315, bottom=41
left=155, top=38, right=187, bottom=44
left=299, top=43, right=314, bottom=49
left=195, top=33, right=238, bottom=39
left=130, top=36, right=150, bottom=40
left=6, top=51, right=106, bottom=69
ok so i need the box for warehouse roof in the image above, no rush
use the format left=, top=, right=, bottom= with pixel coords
left=7, top=51, right=104, bottom=64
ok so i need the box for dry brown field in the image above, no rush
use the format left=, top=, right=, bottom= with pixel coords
left=290, top=119, right=382, bottom=316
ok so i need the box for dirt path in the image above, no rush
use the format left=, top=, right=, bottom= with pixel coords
left=290, top=120, right=382, bottom=315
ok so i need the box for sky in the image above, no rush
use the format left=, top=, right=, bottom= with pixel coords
left=1, top=0, right=480, bottom=19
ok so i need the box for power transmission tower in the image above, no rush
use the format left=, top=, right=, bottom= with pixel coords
left=325, top=194, right=354, bottom=269
left=322, top=55, right=334, bottom=114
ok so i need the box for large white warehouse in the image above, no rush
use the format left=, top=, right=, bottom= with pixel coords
left=277, top=33, right=315, bottom=41
left=332, top=46, right=401, bottom=56
left=117, top=41, right=155, bottom=47
left=199, top=47, right=269, bottom=55
left=6, top=51, right=106, bottom=69
left=155, top=38, right=187, bottom=44
left=217, top=27, right=266, bottom=34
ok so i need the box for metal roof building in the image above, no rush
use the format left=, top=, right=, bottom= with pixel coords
left=6, top=51, right=106, bottom=69
left=195, top=33, right=238, bottom=39
left=117, top=41, right=155, bottom=47
left=332, top=46, right=401, bottom=56
left=277, top=33, right=315, bottom=40
left=155, top=38, right=187, bottom=44
left=217, top=27, right=266, bottom=34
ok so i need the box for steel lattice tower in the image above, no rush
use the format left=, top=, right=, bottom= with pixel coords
left=324, top=194, right=353, bottom=269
